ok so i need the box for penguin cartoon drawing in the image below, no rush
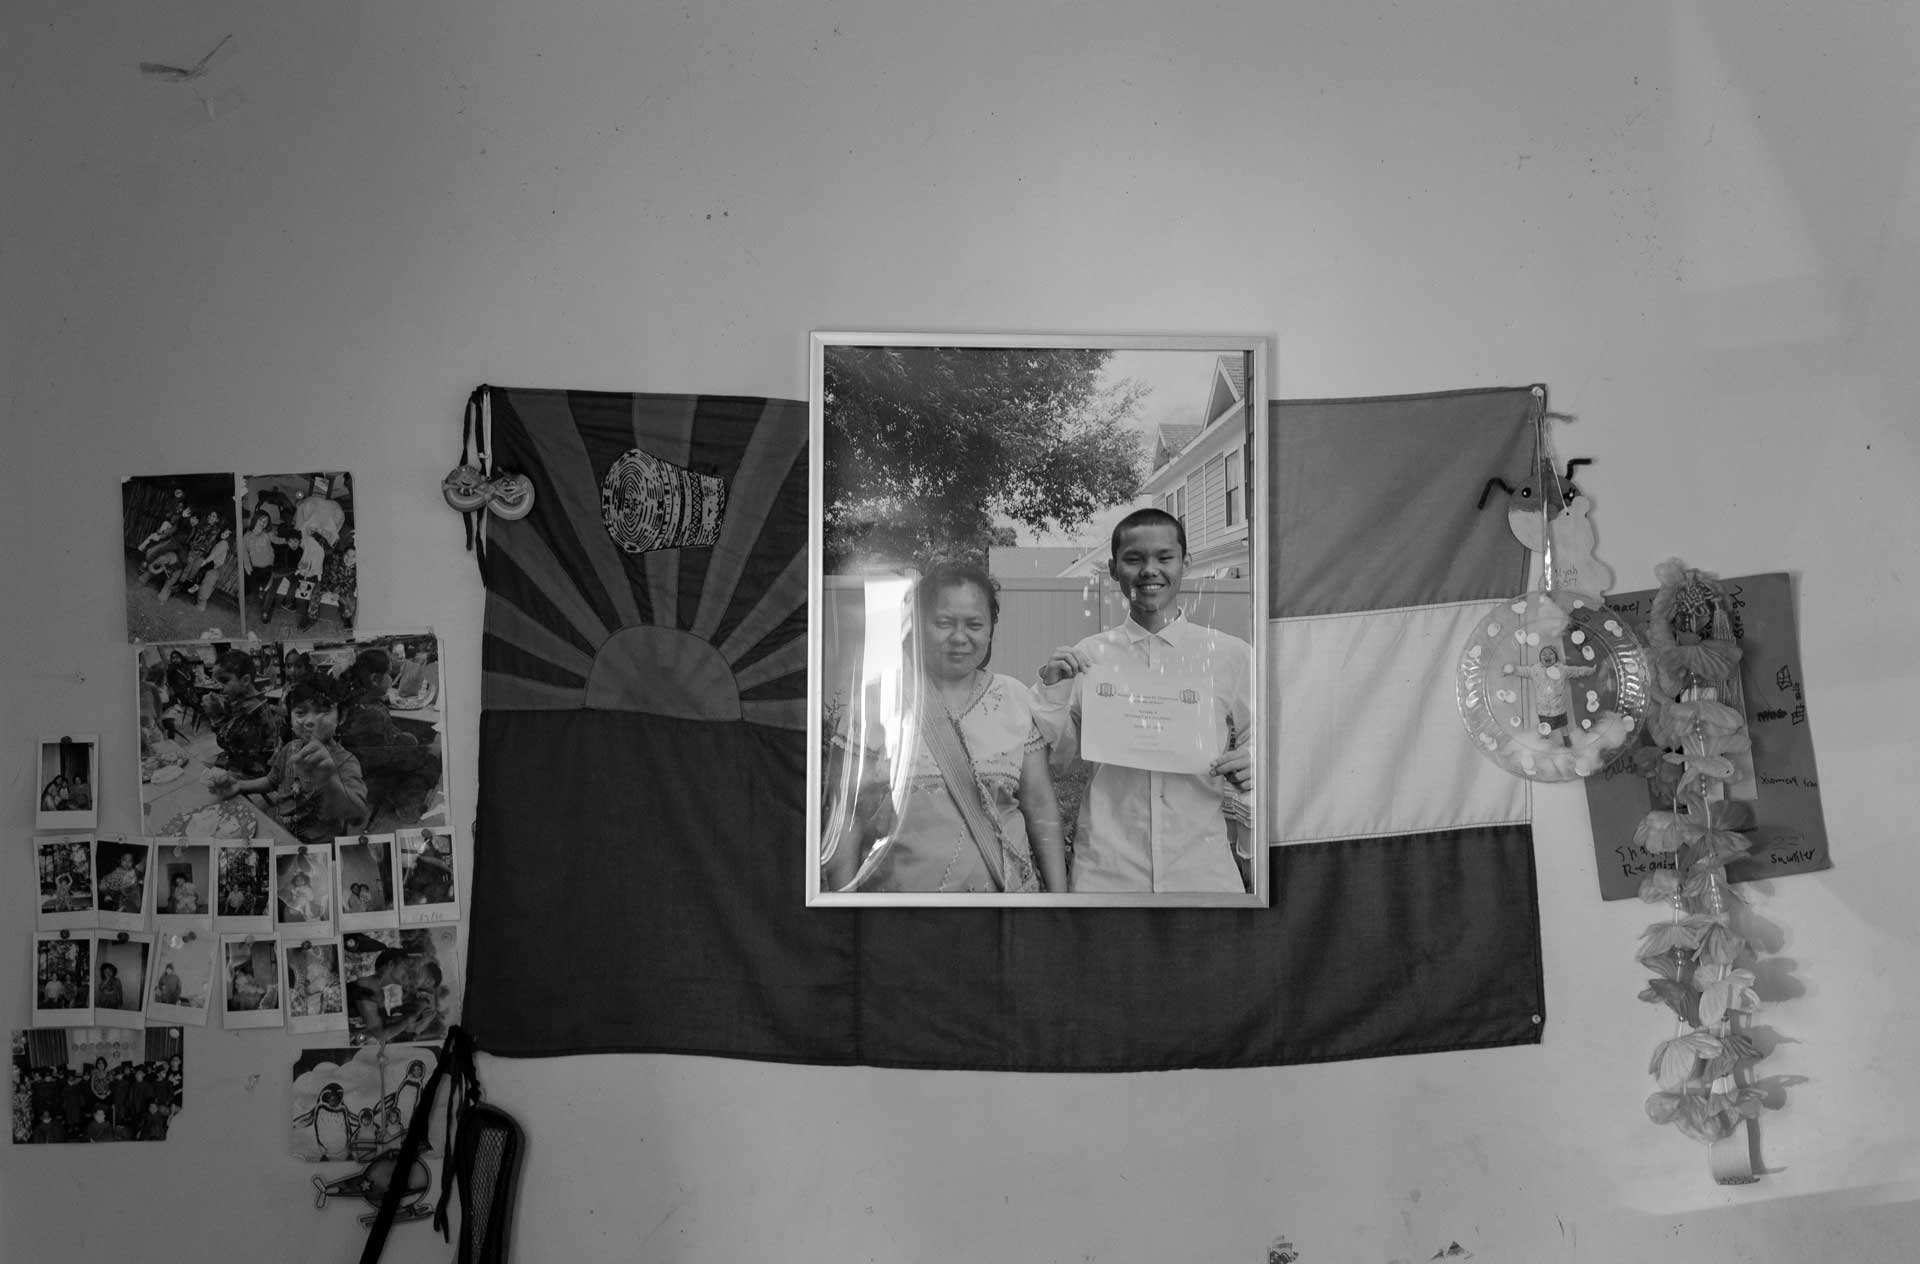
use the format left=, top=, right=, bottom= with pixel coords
left=390, top=1059, right=426, bottom=1131
left=295, top=1082, right=353, bottom=1159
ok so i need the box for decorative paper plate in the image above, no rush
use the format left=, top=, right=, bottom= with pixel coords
left=1456, top=589, right=1654, bottom=782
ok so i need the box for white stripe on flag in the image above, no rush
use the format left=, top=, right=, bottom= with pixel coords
left=1269, top=599, right=1531, bottom=844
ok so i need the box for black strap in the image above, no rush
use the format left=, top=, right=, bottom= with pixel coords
left=358, top=1027, right=479, bottom=1263
left=460, top=387, right=486, bottom=571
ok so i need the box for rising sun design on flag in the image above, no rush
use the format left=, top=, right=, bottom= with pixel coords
left=476, top=387, right=810, bottom=730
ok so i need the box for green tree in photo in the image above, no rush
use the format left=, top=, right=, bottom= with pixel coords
left=823, top=346, right=1146, bottom=570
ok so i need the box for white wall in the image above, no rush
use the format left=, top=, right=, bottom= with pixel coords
left=5, top=1, right=1918, bottom=1260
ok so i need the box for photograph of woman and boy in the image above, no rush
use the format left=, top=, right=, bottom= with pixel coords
left=122, top=473, right=241, bottom=643
left=242, top=472, right=357, bottom=638
left=814, top=338, right=1264, bottom=903
left=139, top=635, right=447, bottom=845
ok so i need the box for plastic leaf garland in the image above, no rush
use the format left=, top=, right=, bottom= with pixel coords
left=1628, top=560, right=1784, bottom=1181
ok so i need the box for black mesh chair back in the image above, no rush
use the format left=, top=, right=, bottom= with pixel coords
left=455, top=1101, right=525, bottom=1264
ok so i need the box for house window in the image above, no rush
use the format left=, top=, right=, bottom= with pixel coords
left=1223, top=448, right=1243, bottom=527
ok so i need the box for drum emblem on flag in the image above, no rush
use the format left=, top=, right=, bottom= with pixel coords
left=600, top=448, right=728, bottom=553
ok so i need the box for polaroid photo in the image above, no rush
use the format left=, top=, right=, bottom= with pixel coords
left=397, top=827, right=458, bottom=924
left=213, top=843, right=275, bottom=935
left=36, top=734, right=100, bottom=831
left=290, top=1042, right=443, bottom=1162
left=34, top=834, right=98, bottom=932
left=241, top=472, right=357, bottom=640
left=92, top=836, right=153, bottom=933
left=33, top=932, right=95, bottom=1027
left=284, top=938, right=349, bottom=1036
left=275, top=842, right=336, bottom=939
left=146, top=930, right=216, bottom=1026
left=135, top=639, right=293, bottom=842
left=220, top=935, right=285, bottom=1030
left=151, top=840, right=214, bottom=930
left=124, top=472, right=242, bottom=644
left=342, top=925, right=461, bottom=1047
left=280, top=631, right=449, bottom=837
left=94, top=932, right=152, bottom=1025
left=10, top=1024, right=186, bottom=1144
left=337, top=833, right=400, bottom=932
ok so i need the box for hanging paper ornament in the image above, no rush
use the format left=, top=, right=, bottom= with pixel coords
left=1456, top=389, right=1652, bottom=782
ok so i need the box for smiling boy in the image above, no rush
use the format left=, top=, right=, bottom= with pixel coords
left=1031, top=508, right=1255, bottom=893
left=211, top=680, right=367, bottom=843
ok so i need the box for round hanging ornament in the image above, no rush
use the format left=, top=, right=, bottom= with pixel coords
left=1455, top=390, right=1653, bottom=782
left=1456, top=587, right=1652, bottom=782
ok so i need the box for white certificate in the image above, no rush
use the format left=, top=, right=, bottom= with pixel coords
left=1079, top=665, right=1216, bottom=775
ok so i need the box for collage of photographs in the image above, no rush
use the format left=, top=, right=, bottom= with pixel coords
left=11, top=469, right=463, bottom=1147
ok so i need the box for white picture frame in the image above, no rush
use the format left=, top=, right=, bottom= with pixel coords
left=807, top=332, right=1270, bottom=908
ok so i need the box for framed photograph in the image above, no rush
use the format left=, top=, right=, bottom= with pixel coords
left=241, top=472, right=357, bottom=638
left=152, top=840, right=213, bottom=930
left=221, top=935, right=285, bottom=1030
left=337, top=832, right=400, bottom=931
left=33, top=932, right=94, bottom=1026
left=146, top=930, right=216, bottom=1027
left=11, top=1025, right=185, bottom=1144
left=94, top=933, right=152, bottom=1024
left=123, top=472, right=241, bottom=644
left=807, top=333, right=1269, bottom=907
left=92, top=836, right=152, bottom=933
left=33, top=835, right=97, bottom=932
left=36, top=734, right=99, bottom=830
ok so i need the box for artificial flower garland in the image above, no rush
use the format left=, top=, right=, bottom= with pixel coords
left=1630, top=560, right=1772, bottom=1177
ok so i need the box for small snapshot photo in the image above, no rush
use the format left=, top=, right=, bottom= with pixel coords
left=136, top=639, right=294, bottom=842
left=146, top=931, right=216, bottom=1026
left=34, top=835, right=97, bottom=932
left=92, top=837, right=152, bottom=932
left=281, top=633, right=449, bottom=835
left=94, top=934, right=151, bottom=1023
left=337, top=833, right=399, bottom=931
left=240, top=472, right=357, bottom=639
left=808, top=333, right=1269, bottom=907
left=153, top=842, right=213, bottom=925
left=343, top=926, right=461, bottom=1046
left=11, top=1025, right=186, bottom=1144
left=221, top=935, right=285, bottom=1029
left=36, top=734, right=100, bottom=830
left=213, top=843, right=275, bottom=934
left=290, top=1043, right=443, bottom=1162
left=398, top=828, right=457, bottom=923
left=33, top=933, right=94, bottom=1026
left=275, top=843, right=336, bottom=936
left=284, top=938, right=349, bottom=1035
left=123, top=472, right=241, bottom=644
